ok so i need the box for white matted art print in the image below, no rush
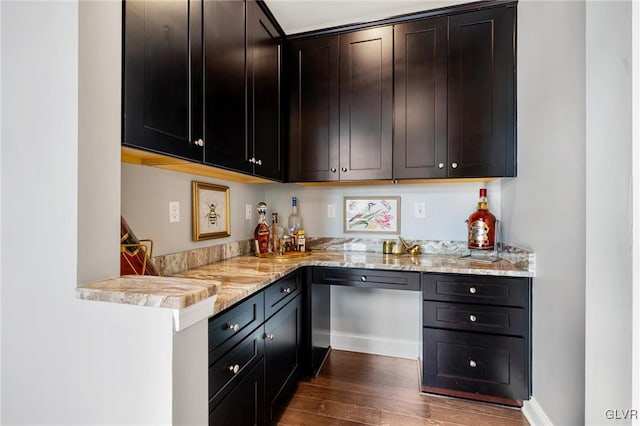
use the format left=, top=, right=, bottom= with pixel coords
left=343, top=196, right=401, bottom=234
left=192, top=181, right=230, bottom=241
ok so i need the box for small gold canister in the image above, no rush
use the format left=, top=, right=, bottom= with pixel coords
left=382, top=240, right=395, bottom=254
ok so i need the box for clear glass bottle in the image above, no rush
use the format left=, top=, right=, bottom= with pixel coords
left=287, top=196, right=303, bottom=237
left=466, top=188, right=496, bottom=250
left=270, top=212, right=284, bottom=254
left=254, top=202, right=270, bottom=254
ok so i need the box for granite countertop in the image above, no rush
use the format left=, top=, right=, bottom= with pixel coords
left=76, top=246, right=534, bottom=323
left=174, top=251, right=532, bottom=313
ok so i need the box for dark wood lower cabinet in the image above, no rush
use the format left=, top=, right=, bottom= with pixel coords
left=422, top=273, right=531, bottom=406
left=209, top=359, right=265, bottom=426
left=208, top=272, right=302, bottom=426
left=208, top=268, right=531, bottom=425
left=265, top=294, right=302, bottom=421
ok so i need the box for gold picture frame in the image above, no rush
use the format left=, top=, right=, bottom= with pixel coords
left=192, top=181, right=230, bottom=241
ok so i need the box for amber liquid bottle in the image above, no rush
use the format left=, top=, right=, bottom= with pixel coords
left=467, top=188, right=496, bottom=250
left=254, top=202, right=270, bottom=254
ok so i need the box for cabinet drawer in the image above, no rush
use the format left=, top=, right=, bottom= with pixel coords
left=209, top=292, right=264, bottom=363
left=423, top=301, right=526, bottom=337
left=423, top=273, right=528, bottom=307
left=209, top=358, right=265, bottom=426
left=264, top=271, right=301, bottom=319
left=312, top=267, right=420, bottom=291
left=209, top=325, right=265, bottom=402
left=423, top=328, right=528, bottom=401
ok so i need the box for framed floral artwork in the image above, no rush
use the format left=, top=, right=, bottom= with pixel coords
left=343, top=196, right=401, bottom=234
left=192, top=181, right=230, bottom=241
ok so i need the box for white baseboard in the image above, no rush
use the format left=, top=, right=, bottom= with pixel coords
left=330, top=331, right=419, bottom=359
left=523, top=397, right=554, bottom=426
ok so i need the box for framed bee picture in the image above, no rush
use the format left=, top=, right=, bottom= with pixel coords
left=192, top=181, right=230, bottom=241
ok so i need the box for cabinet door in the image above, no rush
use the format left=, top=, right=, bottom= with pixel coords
left=209, top=358, right=265, bottom=426
left=123, top=0, right=203, bottom=161
left=264, top=295, right=302, bottom=421
left=393, top=18, right=448, bottom=179
left=248, top=1, right=283, bottom=181
left=288, top=36, right=340, bottom=182
left=202, top=0, right=251, bottom=174
left=448, top=6, right=516, bottom=177
left=339, top=27, right=393, bottom=181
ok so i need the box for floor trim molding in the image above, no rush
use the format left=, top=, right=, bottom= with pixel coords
left=523, top=397, right=553, bottom=426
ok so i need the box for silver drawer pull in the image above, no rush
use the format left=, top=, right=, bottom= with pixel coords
left=360, top=276, right=367, bottom=282
left=469, top=360, right=477, bottom=368
left=469, top=286, right=477, bottom=294
left=282, top=287, right=291, bottom=294
left=227, top=323, right=240, bottom=332
left=265, top=333, right=274, bottom=340
left=438, top=163, right=444, bottom=169
left=469, top=314, right=477, bottom=322
left=228, top=364, right=240, bottom=374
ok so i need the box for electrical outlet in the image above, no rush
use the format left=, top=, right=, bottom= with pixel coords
left=245, top=204, right=252, bottom=220
left=327, top=204, right=336, bottom=218
left=169, top=201, right=180, bottom=223
left=414, top=202, right=426, bottom=219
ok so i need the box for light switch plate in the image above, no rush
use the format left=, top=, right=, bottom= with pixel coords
left=245, top=204, right=252, bottom=220
left=414, top=202, right=426, bottom=219
left=327, top=204, right=336, bottom=218
left=169, top=201, right=180, bottom=223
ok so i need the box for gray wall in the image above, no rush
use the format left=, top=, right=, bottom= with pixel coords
left=502, top=1, right=586, bottom=424
left=2, top=2, right=178, bottom=424
left=585, top=2, right=633, bottom=424
left=264, top=180, right=502, bottom=241
left=122, top=163, right=265, bottom=256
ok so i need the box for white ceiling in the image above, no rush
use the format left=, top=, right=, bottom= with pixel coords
left=264, top=0, right=470, bottom=35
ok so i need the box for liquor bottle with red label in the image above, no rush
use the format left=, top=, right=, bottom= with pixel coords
left=254, top=202, right=270, bottom=254
left=466, top=188, right=496, bottom=250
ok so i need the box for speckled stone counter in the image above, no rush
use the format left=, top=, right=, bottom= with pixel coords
left=76, top=275, right=221, bottom=309
left=172, top=249, right=533, bottom=315
left=76, top=238, right=534, bottom=329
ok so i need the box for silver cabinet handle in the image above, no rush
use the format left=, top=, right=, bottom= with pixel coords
left=227, top=323, right=240, bottom=332
left=469, top=287, right=477, bottom=294
left=330, top=168, right=337, bottom=173
left=248, top=157, right=255, bottom=164
left=438, top=163, right=444, bottom=169
left=451, top=162, right=458, bottom=169
left=282, top=287, right=291, bottom=294
left=255, top=159, right=262, bottom=166
left=469, top=360, right=477, bottom=368
left=265, top=333, right=274, bottom=340
left=469, top=314, right=477, bottom=322
left=360, top=276, right=367, bottom=282
left=227, top=364, right=240, bottom=374
left=195, top=139, right=204, bottom=147
left=341, top=167, right=347, bottom=172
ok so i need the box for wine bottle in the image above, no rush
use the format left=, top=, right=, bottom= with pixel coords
left=467, top=188, right=496, bottom=250
left=254, top=202, right=270, bottom=254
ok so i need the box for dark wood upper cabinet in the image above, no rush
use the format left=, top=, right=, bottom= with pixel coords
left=248, top=1, right=283, bottom=181
left=123, top=0, right=283, bottom=181
left=203, top=0, right=250, bottom=174
left=448, top=6, right=516, bottom=178
left=287, top=36, right=340, bottom=182
left=339, top=27, right=393, bottom=181
left=393, top=17, right=448, bottom=179
left=123, top=0, right=203, bottom=161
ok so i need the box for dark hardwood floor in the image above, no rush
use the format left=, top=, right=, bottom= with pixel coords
left=276, top=350, right=529, bottom=426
